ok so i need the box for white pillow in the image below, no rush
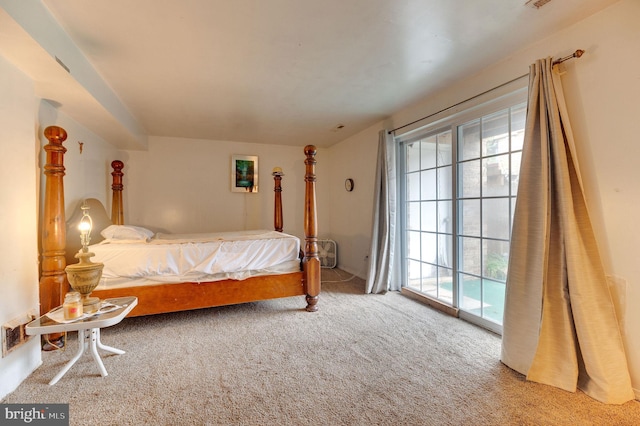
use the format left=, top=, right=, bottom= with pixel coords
left=100, top=225, right=154, bottom=241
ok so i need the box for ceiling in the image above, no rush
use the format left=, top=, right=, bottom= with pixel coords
left=0, top=0, right=618, bottom=149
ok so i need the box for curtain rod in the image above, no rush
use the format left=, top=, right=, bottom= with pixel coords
left=388, top=49, right=585, bottom=135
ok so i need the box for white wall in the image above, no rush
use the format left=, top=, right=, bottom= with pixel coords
left=121, top=136, right=329, bottom=243
left=0, top=55, right=41, bottom=400
left=0, top=55, right=119, bottom=401
left=328, top=0, right=640, bottom=396
left=325, top=124, right=385, bottom=278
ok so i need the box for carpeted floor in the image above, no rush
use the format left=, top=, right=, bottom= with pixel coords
left=3, top=269, right=640, bottom=425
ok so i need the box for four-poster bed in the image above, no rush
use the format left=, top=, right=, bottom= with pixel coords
left=39, top=125, right=320, bottom=321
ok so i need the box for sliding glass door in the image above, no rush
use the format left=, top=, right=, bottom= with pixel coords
left=400, top=95, right=526, bottom=333
left=457, top=106, right=525, bottom=327
left=405, top=130, right=454, bottom=304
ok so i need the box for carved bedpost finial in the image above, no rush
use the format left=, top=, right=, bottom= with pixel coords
left=111, top=160, right=125, bottom=225
left=304, top=145, right=318, bottom=164
left=303, top=145, right=320, bottom=312
left=111, top=160, right=124, bottom=175
left=44, top=126, right=68, bottom=144
left=111, top=160, right=124, bottom=193
left=43, top=126, right=68, bottom=175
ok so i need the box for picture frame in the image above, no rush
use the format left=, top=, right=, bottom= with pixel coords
left=231, top=154, right=259, bottom=193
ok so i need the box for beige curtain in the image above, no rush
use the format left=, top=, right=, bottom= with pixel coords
left=366, top=129, right=400, bottom=293
left=500, top=58, right=634, bottom=404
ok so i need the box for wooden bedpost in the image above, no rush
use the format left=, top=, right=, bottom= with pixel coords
left=39, top=126, right=68, bottom=345
left=111, top=160, right=124, bottom=225
left=273, top=168, right=284, bottom=232
left=303, top=145, right=320, bottom=312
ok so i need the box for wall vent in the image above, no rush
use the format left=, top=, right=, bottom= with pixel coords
left=55, top=56, right=70, bottom=73
left=525, top=0, right=552, bottom=8
left=2, top=312, right=36, bottom=357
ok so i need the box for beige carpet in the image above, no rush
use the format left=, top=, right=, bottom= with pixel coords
left=3, top=269, right=640, bottom=425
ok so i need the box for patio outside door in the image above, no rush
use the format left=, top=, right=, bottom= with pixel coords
left=401, top=100, right=525, bottom=333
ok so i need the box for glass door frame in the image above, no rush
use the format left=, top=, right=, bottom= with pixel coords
left=396, top=88, right=528, bottom=335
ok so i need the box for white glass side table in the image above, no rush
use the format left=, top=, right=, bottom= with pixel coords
left=26, top=296, right=138, bottom=385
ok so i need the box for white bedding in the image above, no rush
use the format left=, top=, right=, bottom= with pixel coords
left=89, top=229, right=301, bottom=289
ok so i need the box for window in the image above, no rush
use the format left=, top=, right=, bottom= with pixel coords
left=398, top=91, right=526, bottom=334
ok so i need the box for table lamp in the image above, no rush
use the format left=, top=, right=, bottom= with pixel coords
left=65, top=201, right=104, bottom=313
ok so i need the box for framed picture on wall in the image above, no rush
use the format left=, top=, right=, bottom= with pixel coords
left=231, top=154, right=259, bottom=193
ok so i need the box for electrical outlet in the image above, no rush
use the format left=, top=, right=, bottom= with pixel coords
left=2, top=311, right=36, bottom=357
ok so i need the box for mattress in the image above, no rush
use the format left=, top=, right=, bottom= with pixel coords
left=88, top=229, right=301, bottom=289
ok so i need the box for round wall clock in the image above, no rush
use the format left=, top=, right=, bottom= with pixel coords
left=345, top=178, right=354, bottom=192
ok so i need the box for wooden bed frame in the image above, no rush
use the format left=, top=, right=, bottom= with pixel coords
left=39, top=125, right=320, bottom=321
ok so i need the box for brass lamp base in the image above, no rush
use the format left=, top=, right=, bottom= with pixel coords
left=65, top=251, right=104, bottom=314
left=83, top=296, right=101, bottom=313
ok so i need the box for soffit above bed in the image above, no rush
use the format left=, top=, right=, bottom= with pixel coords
left=0, top=0, right=618, bottom=149
left=0, top=5, right=148, bottom=150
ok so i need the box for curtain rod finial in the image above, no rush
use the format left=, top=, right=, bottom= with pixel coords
left=553, top=49, right=585, bottom=66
